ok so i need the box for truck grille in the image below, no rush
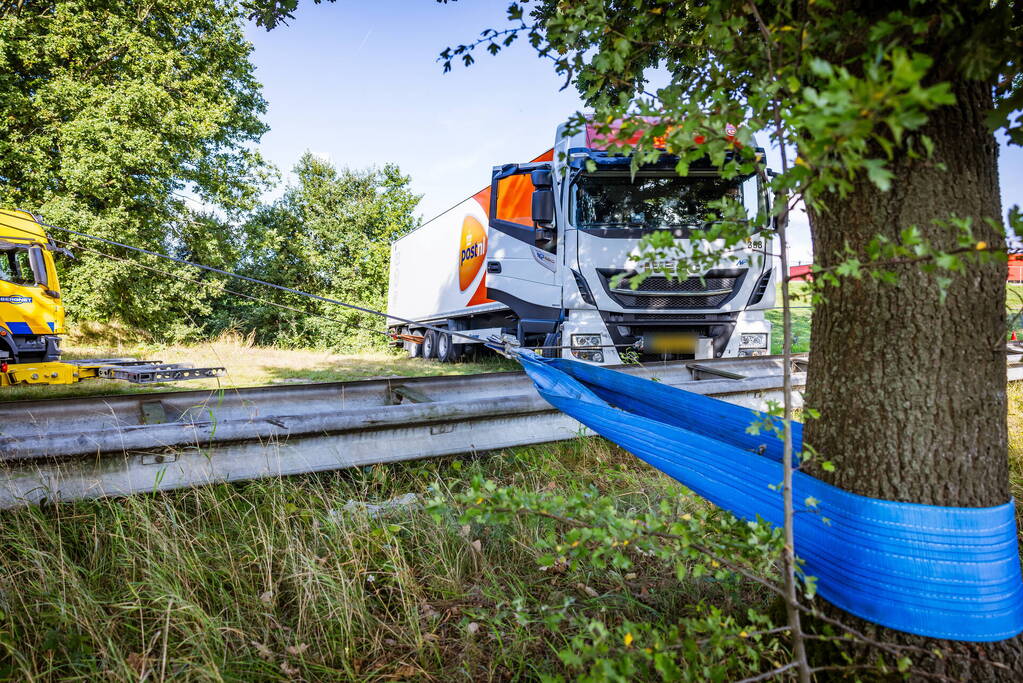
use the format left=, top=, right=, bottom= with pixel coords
left=597, top=269, right=747, bottom=309
left=607, top=313, right=708, bottom=321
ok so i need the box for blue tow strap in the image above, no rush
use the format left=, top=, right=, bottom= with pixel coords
left=512, top=351, right=1023, bottom=642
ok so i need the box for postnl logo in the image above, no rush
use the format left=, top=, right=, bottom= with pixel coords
left=459, top=216, right=487, bottom=290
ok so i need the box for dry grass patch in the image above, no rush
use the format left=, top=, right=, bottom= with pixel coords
left=0, top=333, right=517, bottom=402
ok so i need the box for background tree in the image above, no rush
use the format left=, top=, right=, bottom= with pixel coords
left=217, top=153, right=420, bottom=348
left=434, top=0, right=1022, bottom=677
left=242, top=0, right=330, bottom=29
left=0, top=0, right=270, bottom=338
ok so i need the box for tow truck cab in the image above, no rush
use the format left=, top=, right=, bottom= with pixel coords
left=0, top=210, right=67, bottom=363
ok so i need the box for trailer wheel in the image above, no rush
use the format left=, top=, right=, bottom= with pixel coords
left=436, top=331, right=462, bottom=363
left=404, top=327, right=422, bottom=358
left=422, top=329, right=439, bottom=359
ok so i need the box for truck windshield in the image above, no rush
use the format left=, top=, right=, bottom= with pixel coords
left=572, top=174, right=747, bottom=235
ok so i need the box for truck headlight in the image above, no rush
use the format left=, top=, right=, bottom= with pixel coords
left=739, top=333, right=768, bottom=349
left=571, top=334, right=601, bottom=348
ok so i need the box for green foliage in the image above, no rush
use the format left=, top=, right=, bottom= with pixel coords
left=0, top=0, right=270, bottom=338
left=428, top=477, right=790, bottom=681
left=243, top=0, right=458, bottom=31
left=217, top=153, right=420, bottom=348
left=428, top=477, right=865, bottom=680
left=1, top=2, right=421, bottom=345
left=243, top=0, right=333, bottom=30
left=435, top=1, right=1023, bottom=677
left=431, top=477, right=785, bottom=589
left=765, top=283, right=812, bottom=353
left=441, top=0, right=1021, bottom=286
left=806, top=217, right=1006, bottom=303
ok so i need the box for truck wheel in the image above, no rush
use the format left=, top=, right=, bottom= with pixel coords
left=422, top=329, right=439, bottom=359
left=404, top=327, right=422, bottom=358
left=437, top=331, right=462, bottom=363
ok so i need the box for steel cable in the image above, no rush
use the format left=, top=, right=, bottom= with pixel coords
left=49, top=237, right=404, bottom=343
left=0, top=216, right=483, bottom=343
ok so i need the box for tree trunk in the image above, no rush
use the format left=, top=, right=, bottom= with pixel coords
left=803, top=72, right=1022, bottom=677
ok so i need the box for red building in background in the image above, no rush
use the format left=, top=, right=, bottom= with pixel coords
left=789, top=264, right=813, bottom=281
left=791, top=257, right=1023, bottom=283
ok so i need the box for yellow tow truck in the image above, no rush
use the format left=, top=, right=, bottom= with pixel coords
left=0, top=209, right=223, bottom=386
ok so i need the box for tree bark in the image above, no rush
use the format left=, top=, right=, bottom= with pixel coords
left=803, top=71, right=1022, bottom=677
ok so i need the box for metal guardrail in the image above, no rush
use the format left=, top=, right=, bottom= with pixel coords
left=0, top=351, right=1018, bottom=508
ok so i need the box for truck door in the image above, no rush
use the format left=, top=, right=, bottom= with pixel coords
left=0, top=242, right=64, bottom=361
left=485, top=163, right=561, bottom=316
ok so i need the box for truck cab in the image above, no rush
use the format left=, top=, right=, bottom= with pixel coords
left=483, top=121, right=776, bottom=363
left=0, top=210, right=67, bottom=363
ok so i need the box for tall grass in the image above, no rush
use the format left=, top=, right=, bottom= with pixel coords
left=0, top=436, right=775, bottom=681
left=0, top=316, right=1018, bottom=679
left=0, top=385, right=1019, bottom=680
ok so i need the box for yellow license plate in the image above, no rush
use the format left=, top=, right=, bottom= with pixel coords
left=646, top=333, right=697, bottom=353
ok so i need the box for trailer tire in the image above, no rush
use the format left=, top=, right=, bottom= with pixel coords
left=422, top=329, right=439, bottom=359
left=404, top=327, right=422, bottom=358
left=436, top=332, right=461, bottom=363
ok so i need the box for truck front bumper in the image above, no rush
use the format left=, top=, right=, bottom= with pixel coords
left=562, top=309, right=771, bottom=364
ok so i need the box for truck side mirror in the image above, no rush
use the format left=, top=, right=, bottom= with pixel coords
left=531, top=169, right=553, bottom=188
left=530, top=169, right=555, bottom=247
left=531, top=188, right=554, bottom=227
left=28, top=246, right=50, bottom=288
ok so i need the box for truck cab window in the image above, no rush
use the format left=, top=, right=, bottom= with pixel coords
left=495, top=170, right=558, bottom=253
left=1, top=249, right=36, bottom=286
left=572, top=174, right=746, bottom=235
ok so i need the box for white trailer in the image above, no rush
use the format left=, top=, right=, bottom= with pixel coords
left=387, top=121, right=777, bottom=364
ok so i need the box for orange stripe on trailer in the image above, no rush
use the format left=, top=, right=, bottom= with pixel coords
left=470, top=149, right=552, bottom=220
left=473, top=185, right=491, bottom=216
left=466, top=276, right=491, bottom=306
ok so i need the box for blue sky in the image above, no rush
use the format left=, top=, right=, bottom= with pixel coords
left=245, top=1, right=1022, bottom=263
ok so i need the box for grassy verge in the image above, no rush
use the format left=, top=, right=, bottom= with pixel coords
left=765, top=282, right=813, bottom=355
left=0, top=363, right=1018, bottom=680
left=1010, top=382, right=1023, bottom=531
left=1, top=385, right=1018, bottom=680
left=766, top=282, right=1023, bottom=354
left=1009, top=283, right=1023, bottom=333
left=1, top=333, right=517, bottom=402
left=1, top=297, right=1020, bottom=679
left=0, top=436, right=778, bottom=681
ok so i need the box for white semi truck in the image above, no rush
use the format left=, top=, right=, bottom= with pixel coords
left=386, top=119, right=777, bottom=365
